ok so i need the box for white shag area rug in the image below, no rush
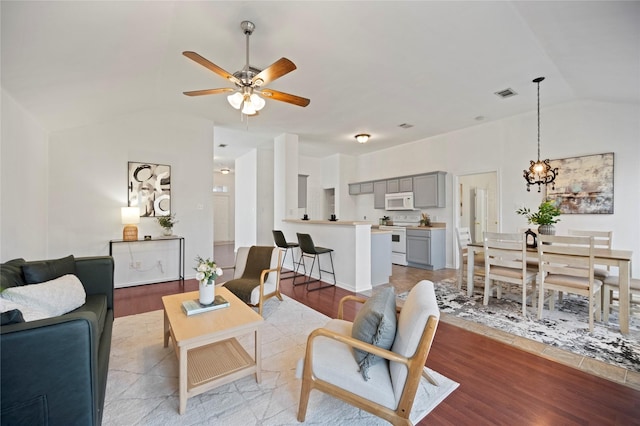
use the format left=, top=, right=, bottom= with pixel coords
left=103, top=295, right=458, bottom=425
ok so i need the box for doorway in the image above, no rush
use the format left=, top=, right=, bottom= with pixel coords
left=456, top=171, right=499, bottom=243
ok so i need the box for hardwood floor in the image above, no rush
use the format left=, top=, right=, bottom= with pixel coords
left=114, top=263, right=640, bottom=425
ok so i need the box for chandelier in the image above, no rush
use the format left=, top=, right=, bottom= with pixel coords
left=523, top=77, right=558, bottom=192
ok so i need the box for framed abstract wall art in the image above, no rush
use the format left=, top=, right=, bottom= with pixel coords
left=545, top=152, right=614, bottom=214
left=128, top=162, right=171, bottom=217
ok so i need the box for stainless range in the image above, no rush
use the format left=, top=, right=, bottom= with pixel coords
left=379, top=214, right=421, bottom=266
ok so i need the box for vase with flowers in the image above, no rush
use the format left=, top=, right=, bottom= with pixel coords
left=194, top=256, right=223, bottom=305
left=516, top=199, right=561, bottom=235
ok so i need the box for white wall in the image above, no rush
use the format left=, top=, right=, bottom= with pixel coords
left=1, top=89, right=49, bottom=261
left=354, top=100, right=640, bottom=276
left=235, top=149, right=258, bottom=249
left=257, top=143, right=275, bottom=245
left=43, top=110, right=213, bottom=285
left=213, top=171, right=235, bottom=243
left=299, top=155, right=323, bottom=220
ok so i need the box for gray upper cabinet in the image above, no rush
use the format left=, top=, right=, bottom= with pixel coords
left=298, top=175, right=308, bottom=208
left=399, top=177, right=413, bottom=192
left=387, top=177, right=411, bottom=193
left=413, top=172, right=446, bottom=208
left=386, top=179, right=399, bottom=193
left=360, top=182, right=374, bottom=194
left=373, top=181, right=387, bottom=209
left=349, top=182, right=373, bottom=195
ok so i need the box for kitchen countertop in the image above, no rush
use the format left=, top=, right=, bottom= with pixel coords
left=372, top=222, right=446, bottom=229
left=283, top=219, right=372, bottom=225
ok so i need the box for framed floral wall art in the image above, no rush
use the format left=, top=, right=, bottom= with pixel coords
left=128, top=162, right=171, bottom=217
left=546, top=152, right=614, bottom=214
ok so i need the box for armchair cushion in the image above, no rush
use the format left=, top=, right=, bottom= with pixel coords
left=1, top=274, right=86, bottom=320
left=312, top=319, right=397, bottom=409
left=223, top=246, right=274, bottom=303
left=351, top=286, right=397, bottom=380
left=390, top=281, right=439, bottom=403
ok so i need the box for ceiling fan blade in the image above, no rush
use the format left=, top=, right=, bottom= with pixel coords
left=251, top=57, right=296, bottom=86
left=182, top=51, right=241, bottom=85
left=183, top=88, right=235, bottom=96
left=260, top=89, right=310, bottom=107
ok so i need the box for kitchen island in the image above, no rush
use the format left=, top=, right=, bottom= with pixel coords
left=281, top=219, right=391, bottom=293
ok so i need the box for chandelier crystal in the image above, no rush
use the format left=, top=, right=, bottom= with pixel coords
left=523, top=77, right=558, bottom=192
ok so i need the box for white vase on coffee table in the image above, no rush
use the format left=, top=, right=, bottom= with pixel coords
left=199, top=280, right=215, bottom=305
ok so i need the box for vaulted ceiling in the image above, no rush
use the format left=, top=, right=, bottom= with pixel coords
left=2, top=1, right=639, bottom=170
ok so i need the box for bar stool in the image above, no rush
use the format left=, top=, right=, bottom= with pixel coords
left=293, top=233, right=336, bottom=291
left=272, top=230, right=305, bottom=276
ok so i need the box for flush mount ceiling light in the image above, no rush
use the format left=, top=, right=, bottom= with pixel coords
left=182, top=20, right=310, bottom=119
left=355, top=134, right=370, bottom=144
left=523, top=77, right=558, bottom=192
left=220, top=168, right=230, bottom=174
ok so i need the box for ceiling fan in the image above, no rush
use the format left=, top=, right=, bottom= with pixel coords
left=182, top=20, right=310, bottom=116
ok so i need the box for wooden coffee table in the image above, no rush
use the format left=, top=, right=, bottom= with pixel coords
left=162, top=287, right=263, bottom=414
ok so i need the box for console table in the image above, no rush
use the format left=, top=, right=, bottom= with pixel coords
left=109, top=236, right=185, bottom=288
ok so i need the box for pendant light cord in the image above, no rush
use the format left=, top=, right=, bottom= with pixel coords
left=537, top=80, right=541, bottom=162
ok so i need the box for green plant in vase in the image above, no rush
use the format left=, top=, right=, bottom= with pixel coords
left=516, top=200, right=561, bottom=235
left=157, top=213, right=177, bottom=236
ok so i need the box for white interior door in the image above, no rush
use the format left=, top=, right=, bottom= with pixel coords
left=473, top=187, right=488, bottom=243
left=213, top=195, right=230, bottom=243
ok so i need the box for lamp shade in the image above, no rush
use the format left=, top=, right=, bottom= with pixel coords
left=227, top=92, right=243, bottom=109
left=121, top=207, right=140, bottom=225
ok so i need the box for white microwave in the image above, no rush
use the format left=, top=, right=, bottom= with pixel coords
left=385, top=192, right=415, bottom=210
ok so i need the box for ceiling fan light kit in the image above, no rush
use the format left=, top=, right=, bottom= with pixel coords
left=182, top=20, right=310, bottom=118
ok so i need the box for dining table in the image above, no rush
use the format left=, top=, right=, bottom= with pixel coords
left=466, top=242, right=633, bottom=334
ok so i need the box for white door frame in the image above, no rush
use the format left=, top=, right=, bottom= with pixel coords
left=452, top=169, right=501, bottom=269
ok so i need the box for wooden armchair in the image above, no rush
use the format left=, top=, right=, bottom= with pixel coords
left=221, top=246, right=282, bottom=316
left=297, top=280, right=440, bottom=426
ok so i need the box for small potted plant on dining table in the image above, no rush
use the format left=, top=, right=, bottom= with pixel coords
left=516, top=199, right=561, bottom=235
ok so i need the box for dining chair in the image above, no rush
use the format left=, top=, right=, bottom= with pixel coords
left=483, top=232, right=537, bottom=316
left=602, top=276, right=640, bottom=323
left=568, top=229, right=613, bottom=281
left=537, top=234, right=602, bottom=332
left=455, top=227, right=485, bottom=293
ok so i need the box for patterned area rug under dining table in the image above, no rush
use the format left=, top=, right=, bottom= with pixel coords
left=398, top=278, right=640, bottom=378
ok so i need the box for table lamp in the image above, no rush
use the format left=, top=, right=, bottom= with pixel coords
left=121, top=207, right=140, bottom=241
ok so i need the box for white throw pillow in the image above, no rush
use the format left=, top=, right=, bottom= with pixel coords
left=1, top=274, right=86, bottom=321
left=0, top=297, right=49, bottom=322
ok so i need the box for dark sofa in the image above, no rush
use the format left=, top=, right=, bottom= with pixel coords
left=0, top=256, right=114, bottom=426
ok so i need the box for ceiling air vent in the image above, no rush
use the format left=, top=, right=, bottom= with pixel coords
left=494, top=88, right=517, bottom=99
left=398, top=123, right=414, bottom=129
